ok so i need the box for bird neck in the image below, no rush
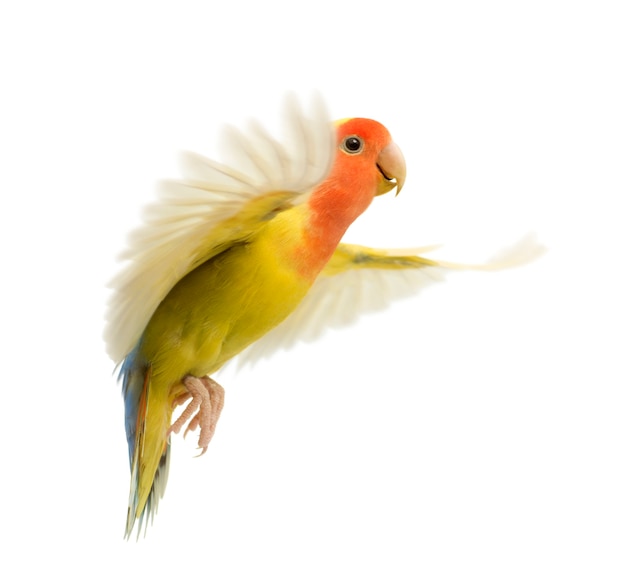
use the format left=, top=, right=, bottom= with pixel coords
left=295, top=179, right=375, bottom=279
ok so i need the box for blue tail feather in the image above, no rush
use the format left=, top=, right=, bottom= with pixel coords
left=120, top=347, right=172, bottom=538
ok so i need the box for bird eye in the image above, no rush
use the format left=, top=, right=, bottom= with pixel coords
left=341, top=135, right=363, bottom=154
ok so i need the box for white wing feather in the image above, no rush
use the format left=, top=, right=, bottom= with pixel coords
left=233, top=234, right=545, bottom=367
left=233, top=263, right=447, bottom=367
left=105, top=95, right=335, bottom=364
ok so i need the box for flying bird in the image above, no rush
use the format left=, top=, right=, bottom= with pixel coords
left=105, top=96, right=542, bottom=538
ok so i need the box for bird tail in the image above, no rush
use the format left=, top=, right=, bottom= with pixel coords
left=120, top=351, right=173, bottom=539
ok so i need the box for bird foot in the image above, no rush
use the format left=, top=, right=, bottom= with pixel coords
left=169, top=376, right=225, bottom=455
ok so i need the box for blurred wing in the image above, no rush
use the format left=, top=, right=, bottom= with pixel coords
left=105, top=95, right=335, bottom=364
left=234, top=233, right=545, bottom=367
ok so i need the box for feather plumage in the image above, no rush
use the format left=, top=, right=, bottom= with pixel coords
left=107, top=95, right=542, bottom=538
left=234, top=234, right=544, bottom=366
left=105, top=96, right=334, bottom=364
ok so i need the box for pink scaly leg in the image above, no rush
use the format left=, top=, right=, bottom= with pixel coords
left=168, top=375, right=225, bottom=455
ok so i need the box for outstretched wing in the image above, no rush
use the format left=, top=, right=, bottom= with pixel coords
left=105, top=96, right=335, bottom=364
left=234, top=233, right=545, bottom=366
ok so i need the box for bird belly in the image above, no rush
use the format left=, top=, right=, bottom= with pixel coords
left=138, top=238, right=311, bottom=384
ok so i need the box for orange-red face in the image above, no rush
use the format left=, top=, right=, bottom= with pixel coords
left=305, top=117, right=406, bottom=260
left=333, top=118, right=406, bottom=197
left=297, top=118, right=407, bottom=279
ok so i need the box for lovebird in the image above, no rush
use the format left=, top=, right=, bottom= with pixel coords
left=105, top=96, right=542, bottom=538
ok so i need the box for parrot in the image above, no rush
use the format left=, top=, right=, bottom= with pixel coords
left=105, top=96, right=543, bottom=538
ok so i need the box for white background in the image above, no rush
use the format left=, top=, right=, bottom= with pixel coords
left=1, top=1, right=625, bottom=580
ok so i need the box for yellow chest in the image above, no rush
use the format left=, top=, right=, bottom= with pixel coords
left=139, top=210, right=316, bottom=380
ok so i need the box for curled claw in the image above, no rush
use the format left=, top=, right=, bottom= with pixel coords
left=169, top=375, right=225, bottom=455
